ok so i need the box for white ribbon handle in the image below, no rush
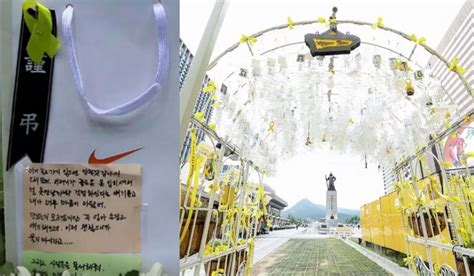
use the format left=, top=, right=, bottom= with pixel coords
left=62, top=2, right=169, bottom=116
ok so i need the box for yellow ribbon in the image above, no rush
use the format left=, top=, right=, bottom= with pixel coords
left=371, top=17, right=384, bottom=29
left=448, top=57, right=466, bottom=74
left=179, top=155, right=205, bottom=243
left=440, top=161, right=453, bottom=168
left=180, top=129, right=196, bottom=240
left=287, top=16, right=294, bottom=30
left=245, top=238, right=255, bottom=276
left=194, top=111, right=205, bottom=122
left=208, top=183, right=219, bottom=192
left=22, top=0, right=61, bottom=64
left=208, top=122, right=216, bottom=131
left=211, top=101, right=221, bottom=108
left=317, top=17, right=326, bottom=23
left=403, top=254, right=416, bottom=268
left=240, top=34, right=257, bottom=45
left=211, top=269, right=224, bottom=276
left=409, top=34, right=426, bottom=45
left=180, top=130, right=207, bottom=244
left=203, top=80, right=217, bottom=93
left=394, top=59, right=411, bottom=71
left=267, top=121, right=275, bottom=132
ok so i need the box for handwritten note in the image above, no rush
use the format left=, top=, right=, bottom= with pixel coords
left=23, top=164, right=141, bottom=253
left=24, top=251, right=141, bottom=275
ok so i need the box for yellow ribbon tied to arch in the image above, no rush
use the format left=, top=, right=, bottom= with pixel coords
left=449, top=57, right=466, bottom=74
left=371, top=17, right=384, bottom=29
left=22, top=0, right=61, bottom=64
left=287, top=16, right=294, bottom=30
left=240, top=34, right=257, bottom=45
left=409, top=34, right=426, bottom=45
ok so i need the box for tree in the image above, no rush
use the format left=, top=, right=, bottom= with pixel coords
left=288, top=215, right=309, bottom=225
left=345, top=215, right=360, bottom=224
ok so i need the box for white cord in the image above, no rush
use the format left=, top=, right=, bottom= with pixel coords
left=61, top=2, right=169, bottom=116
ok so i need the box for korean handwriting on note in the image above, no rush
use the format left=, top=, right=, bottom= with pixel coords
left=23, top=164, right=141, bottom=253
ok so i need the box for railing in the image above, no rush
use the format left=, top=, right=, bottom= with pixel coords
left=179, top=117, right=267, bottom=276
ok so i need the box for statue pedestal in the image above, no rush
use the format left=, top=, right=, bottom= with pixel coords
left=326, top=190, right=338, bottom=227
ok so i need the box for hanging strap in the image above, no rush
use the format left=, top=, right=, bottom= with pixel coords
left=61, top=2, right=169, bottom=116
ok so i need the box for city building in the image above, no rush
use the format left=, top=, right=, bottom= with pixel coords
left=382, top=167, right=398, bottom=194
left=428, top=0, right=473, bottom=118
left=383, top=0, right=473, bottom=193
left=179, top=40, right=215, bottom=163
left=264, top=184, right=289, bottom=228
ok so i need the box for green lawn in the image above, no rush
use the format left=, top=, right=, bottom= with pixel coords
left=252, top=238, right=390, bottom=275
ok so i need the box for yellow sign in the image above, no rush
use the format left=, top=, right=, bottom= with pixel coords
left=313, top=38, right=353, bottom=49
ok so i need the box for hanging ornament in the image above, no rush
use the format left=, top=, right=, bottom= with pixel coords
left=278, top=56, right=288, bottom=70
left=297, top=54, right=305, bottom=62
left=372, top=55, right=381, bottom=68
left=267, top=57, right=276, bottom=67
left=220, top=84, right=228, bottom=95
left=414, top=70, right=424, bottom=80
left=405, top=79, right=415, bottom=96
left=252, top=59, right=261, bottom=76
left=395, top=60, right=410, bottom=72
left=389, top=58, right=398, bottom=70
left=305, top=121, right=312, bottom=146
left=305, top=53, right=313, bottom=67
left=328, top=56, right=335, bottom=74
left=267, top=121, right=275, bottom=132
left=425, top=98, right=433, bottom=106
left=203, top=158, right=215, bottom=181
left=239, top=68, right=248, bottom=78
left=316, top=55, right=324, bottom=66
left=327, top=89, right=333, bottom=102
left=267, top=57, right=276, bottom=75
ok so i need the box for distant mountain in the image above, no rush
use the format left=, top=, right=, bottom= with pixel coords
left=281, top=198, right=360, bottom=223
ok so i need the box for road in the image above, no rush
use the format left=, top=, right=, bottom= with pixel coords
left=253, top=227, right=326, bottom=264
left=253, top=227, right=410, bottom=275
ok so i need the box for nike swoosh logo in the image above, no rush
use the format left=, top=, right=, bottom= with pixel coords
left=88, top=147, right=142, bottom=164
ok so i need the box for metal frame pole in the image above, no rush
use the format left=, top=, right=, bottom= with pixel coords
left=194, top=139, right=226, bottom=276
left=180, top=0, right=229, bottom=145
left=409, top=160, right=435, bottom=274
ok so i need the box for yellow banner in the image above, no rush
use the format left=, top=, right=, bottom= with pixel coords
left=313, top=38, right=352, bottom=49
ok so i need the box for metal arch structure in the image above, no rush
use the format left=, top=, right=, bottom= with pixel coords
left=207, top=19, right=473, bottom=100
left=198, top=17, right=473, bottom=173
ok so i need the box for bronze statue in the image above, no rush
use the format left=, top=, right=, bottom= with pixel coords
left=326, top=173, right=336, bottom=191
